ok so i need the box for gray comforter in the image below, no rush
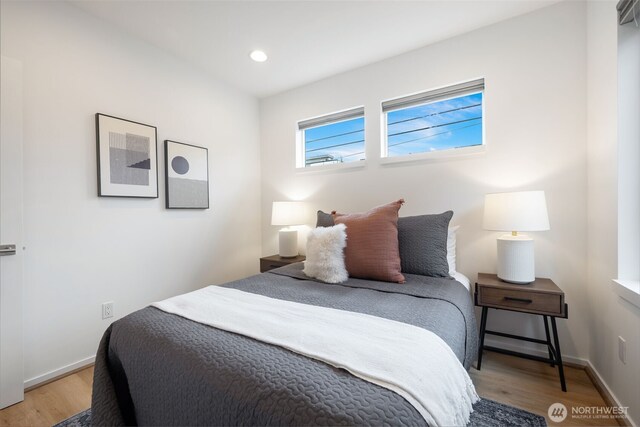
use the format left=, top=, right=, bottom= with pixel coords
left=91, top=264, right=477, bottom=426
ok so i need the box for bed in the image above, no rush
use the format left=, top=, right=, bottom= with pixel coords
left=91, top=263, right=478, bottom=426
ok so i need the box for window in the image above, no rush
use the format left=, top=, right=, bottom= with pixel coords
left=297, top=107, right=365, bottom=168
left=382, top=79, right=484, bottom=159
left=616, top=13, right=639, bottom=303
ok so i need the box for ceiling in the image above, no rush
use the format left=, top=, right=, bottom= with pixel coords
left=71, top=0, right=558, bottom=98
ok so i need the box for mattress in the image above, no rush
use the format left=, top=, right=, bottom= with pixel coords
left=91, top=263, right=478, bottom=426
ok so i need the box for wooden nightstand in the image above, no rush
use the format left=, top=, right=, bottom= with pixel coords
left=260, top=254, right=306, bottom=273
left=475, top=273, right=568, bottom=391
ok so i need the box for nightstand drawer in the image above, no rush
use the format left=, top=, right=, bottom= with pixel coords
left=260, top=255, right=306, bottom=273
left=260, top=259, right=287, bottom=272
left=478, top=287, right=563, bottom=315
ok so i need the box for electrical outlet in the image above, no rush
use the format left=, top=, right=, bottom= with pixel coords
left=618, top=336, right=626, bottom=364
left=102, top=302, right=114, bottom=319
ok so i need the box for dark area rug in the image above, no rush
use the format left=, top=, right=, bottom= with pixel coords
left=53, top=398, right=546, bottom=426
left=470, top=398, right=547, bottom=426
left=53, top=407, right=91, bottom=427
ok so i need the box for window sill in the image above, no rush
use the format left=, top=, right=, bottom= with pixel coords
left=380, top=144, right=485, bottom=165
left=295, top=160, right=366, bottom=174
left=612, top=279, right=640, bottom=309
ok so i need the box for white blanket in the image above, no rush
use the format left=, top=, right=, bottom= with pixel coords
left=153, top=286, right=478, bottom=426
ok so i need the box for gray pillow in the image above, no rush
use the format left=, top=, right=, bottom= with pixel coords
left=316, top=210, right=335, bottom=228
left=398, top=211, right=453, bottom=278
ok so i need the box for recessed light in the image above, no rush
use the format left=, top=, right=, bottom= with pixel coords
left=250, top=50, right=268, bottom=63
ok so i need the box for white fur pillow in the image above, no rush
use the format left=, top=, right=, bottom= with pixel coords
left=303, top=223, right=348, bottom=284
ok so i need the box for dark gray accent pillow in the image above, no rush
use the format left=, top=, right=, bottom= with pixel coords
left=398, top=211, right=453, bottom=278
left=316, top=210, right=335, bottom=228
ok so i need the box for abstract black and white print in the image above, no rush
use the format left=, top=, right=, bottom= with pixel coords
left=96, top=113, right=158, bottom=198
left=165, top=140, right=209, bottom=209
left=108, top=132, right=151, bottom=186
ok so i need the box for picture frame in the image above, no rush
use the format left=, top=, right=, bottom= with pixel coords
left=164, top=140, right=210, bottom=209
left=96, top=113, right=158, bottom=198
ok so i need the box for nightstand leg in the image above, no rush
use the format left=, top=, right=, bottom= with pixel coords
left=543, top=316, right=555, bottom=367
left=551, top=317, right=567, bottom=392
left=477, top=306, right=488, bottom=370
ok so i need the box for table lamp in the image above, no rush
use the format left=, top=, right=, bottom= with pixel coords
left=483, top=191, right=550, bottom=284
left=271, top=201, right=306, bottom=258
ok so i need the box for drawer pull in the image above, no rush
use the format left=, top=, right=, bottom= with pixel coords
left=504, top=296, right=533, bottom=304
left=269, top=264, right=282, bottom=268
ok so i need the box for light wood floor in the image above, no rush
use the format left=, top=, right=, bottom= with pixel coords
left=0, top=367, right=93, bottom=427
left=470, top=352, right=620, bottom=426
left=0, top=352, right=620, bottom=427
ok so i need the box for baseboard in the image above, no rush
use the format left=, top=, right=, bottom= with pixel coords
left=23, top=355, right=95, bottom=392
left=483, top=336, right=588, bottom=367
left=585, top=361, right=636, bottom=427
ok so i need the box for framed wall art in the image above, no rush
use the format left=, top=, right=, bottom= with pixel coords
left=165, top=140, right=209, bottom=209
left=96, top=113, right=158, bottom=198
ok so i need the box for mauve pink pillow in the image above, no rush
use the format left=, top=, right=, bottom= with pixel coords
left=333, top=199, right=405, bottom=283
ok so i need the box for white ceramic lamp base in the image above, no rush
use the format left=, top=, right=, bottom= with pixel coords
left=278, top=228, right=298, bottom=258
left=497, top=234, right=535, bottom=284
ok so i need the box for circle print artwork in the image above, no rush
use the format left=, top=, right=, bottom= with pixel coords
left=171, top=156, right=189, bottom=175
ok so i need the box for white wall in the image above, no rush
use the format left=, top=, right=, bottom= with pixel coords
left=586, top=2, right=640, bottom=424
left=260, top=2, right=590, bottom=359
left=0, top=1, right=262, bottom=383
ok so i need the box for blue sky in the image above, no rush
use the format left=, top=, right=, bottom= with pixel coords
left=303, top=92, right=482, bottom=165
left=387, top=92, right=483, bottom=156
left=304, top=117, right=365, bottom=164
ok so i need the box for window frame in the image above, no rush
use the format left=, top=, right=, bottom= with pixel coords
left=380, top=79, right=486, bottom=163
left=296, top=106, right=366, bottom=170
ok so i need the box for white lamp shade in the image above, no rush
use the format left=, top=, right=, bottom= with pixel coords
left=271, top=201, right=307, bottom=226
left=483, top=191, right=550, bottom=232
